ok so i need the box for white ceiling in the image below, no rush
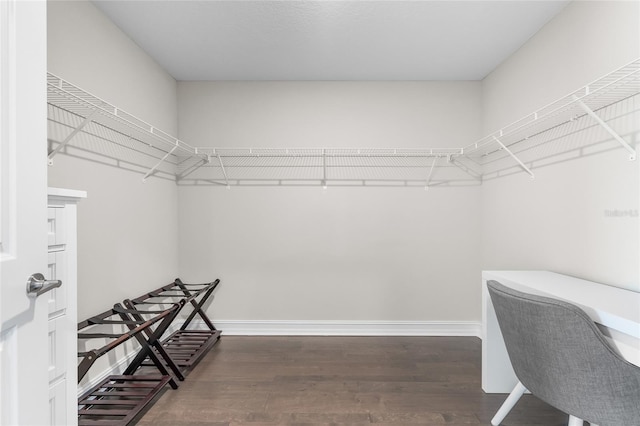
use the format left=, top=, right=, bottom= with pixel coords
left=93, top=0, right=569, bottom=81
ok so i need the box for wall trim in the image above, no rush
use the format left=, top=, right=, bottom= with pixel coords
left=77, top=320, right=480, bottom=396
left=208, top=319, right=482, bottom=337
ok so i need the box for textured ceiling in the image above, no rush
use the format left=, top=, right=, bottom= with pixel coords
left=93, top=0, right=569, bottom=81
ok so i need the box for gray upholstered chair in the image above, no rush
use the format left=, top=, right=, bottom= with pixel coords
left=487, top=280, right=640, bottom=426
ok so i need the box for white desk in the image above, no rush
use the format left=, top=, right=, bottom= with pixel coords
left=482, top=270, right=640, bottom=393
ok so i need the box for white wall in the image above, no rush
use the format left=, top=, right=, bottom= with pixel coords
left=46, top=0, right=639, bottom=339
left=481, top=1, right=640, bottom=290
left=177, top=82, right=483, bottom=323
left=47, top=0, right=180, bottom=319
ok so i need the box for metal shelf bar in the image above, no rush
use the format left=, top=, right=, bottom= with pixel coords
left=492, top=136, right=535, bottom=179
left=450, top=157, right=483, bottom=181
left=322, top=149, right=327, bottom=188
left=425, top=157, right=438, bottom=189
left=142, top=144, right=178, bottom=182
left=47, top=72, right=198, bottom=168
left=463, top=58, right=640, bottom=157
left=47, top=110, right=99, bottom=164
left=216, top=153, right=230, bottom=188
left=47, top=58, right=639, bottom=186
left=573, top=96, right=636, bottom=160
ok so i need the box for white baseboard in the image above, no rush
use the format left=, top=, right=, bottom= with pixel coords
left=205, top=320, right=482, bottom=338
left=77, top=319, right=480, bottom=396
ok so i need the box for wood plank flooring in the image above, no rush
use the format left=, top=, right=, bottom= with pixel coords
left=135, top=336, right=567, bottom=425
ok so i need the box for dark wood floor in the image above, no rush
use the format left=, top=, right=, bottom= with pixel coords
left=136, top=336, right=567, bottom=425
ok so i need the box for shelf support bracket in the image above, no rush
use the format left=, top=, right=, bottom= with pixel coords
left=216, top=153, right=230, bottom=189
left=176, top=156, right=210, bottom=181
left=493, top=136, right=534, bottom=179
left=450, top=156, right=482, bottom=182
left=425, top=157, right=438, bottom=190
left=47, top=110, right=99, bottom=165
left=573, top=96, right=636, bottom=160
left=322, top=149, right=327, bottom=188
left=142, top=144, right=178, bottom=182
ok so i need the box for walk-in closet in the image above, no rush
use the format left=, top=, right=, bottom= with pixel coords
left=0, top=1, right=638, bottom=425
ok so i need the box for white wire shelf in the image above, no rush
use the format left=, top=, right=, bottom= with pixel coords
left=47, top=58, right=640, bottom=188
left=47, top=73, right=202, bottom=180
left=463, top=58, right=640, bottom=179
left=177, top=148, right=477, bottom=188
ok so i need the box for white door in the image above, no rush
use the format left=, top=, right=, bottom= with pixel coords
left=0, top=1, right=49, bottom=425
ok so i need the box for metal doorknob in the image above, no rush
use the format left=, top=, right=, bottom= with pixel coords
left=26, top=273, right=62, bottom=298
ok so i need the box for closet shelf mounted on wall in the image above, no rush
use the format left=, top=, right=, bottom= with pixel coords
left=464, top=58, right=640, bottom=181
left=47, top=58, right=640, bottom=188
left=47, top=73, right=205, bottom=181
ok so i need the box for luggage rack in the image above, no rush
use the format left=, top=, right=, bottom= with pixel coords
left=127, top=278, right=222, bottom=372
left=76, top=278, right=222, bottom=426
left=77, top=302, right=182, bottom=426
left=78, top=375, right=171, bottom=426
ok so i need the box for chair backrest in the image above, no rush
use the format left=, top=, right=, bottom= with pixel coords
left=487, top=280, right=640, bottom=426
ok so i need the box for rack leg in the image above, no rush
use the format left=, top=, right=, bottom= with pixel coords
left=175, top=279, right=219, bottom=331
left=117, top=310, right=180, bottom=389
left=123, top=300, right=186, bottom=381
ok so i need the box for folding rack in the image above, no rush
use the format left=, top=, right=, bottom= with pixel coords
left=77, top=302, right=181, bottom=426
left=126, top=278, right=222, bottom=373
left=77, top=376, right=171, bottom=426
left=47, top=57, right=640, bottom=187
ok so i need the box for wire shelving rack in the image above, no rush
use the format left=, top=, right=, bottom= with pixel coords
left=47, top=58, right=640, bottom=188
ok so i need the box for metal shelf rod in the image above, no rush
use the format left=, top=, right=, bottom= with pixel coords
left=573, top=96, right=636, bottom=160
left=47, top=58, right=639, bottom=186
left=492, top=136, right=535, bottom=179
left=47, top=110, right=99, bottom=164
left=47, top=73, right=198, bottom=156
left=322, top=148, right=327, bottom=188
left=216, top=154, right=230, bottom=188
left=463, top=58, right=640, bottom=154
left=425, top=157, right=438, bottom=190
left=142, top=144, right=178, bottom=182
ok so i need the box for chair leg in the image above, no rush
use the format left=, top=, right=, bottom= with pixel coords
left=491, top=381, right=528, bottom=426
left=568, top=415, right=584, bottom=426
